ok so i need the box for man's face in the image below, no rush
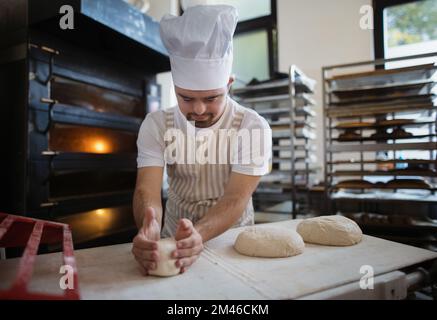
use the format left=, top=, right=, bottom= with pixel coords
left=175, top=79, right=233, bottom=128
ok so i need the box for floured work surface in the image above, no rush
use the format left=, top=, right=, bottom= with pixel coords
left=0, top=220, right=436, bottom=299
left=205, top=220, right=437, bottom=299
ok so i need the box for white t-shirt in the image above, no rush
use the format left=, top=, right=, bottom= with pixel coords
left=136, top=97, right=272, bottom=176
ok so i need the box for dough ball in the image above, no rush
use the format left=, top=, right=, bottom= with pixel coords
left=297, top=215, right=363, bottom=246
left=234, top=227, right=305, bottom=258
left=148, top=238, right=181, bottom=277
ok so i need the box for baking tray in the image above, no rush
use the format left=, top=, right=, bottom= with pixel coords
left=334, top=133, right=435, bottom=142
left=273, top=156, right=316, bottom=164
left=272, top=127, right=316, bottom=139
left=273, top=144, right=316, bottom=152
left=329, top=93, right=435, bottom=108
left=238, top=92, right=315, bottom=106
left=331, top=190, right=437, bottom=203
left=327, top=63, right=437, bottom=91
left=333, top=178, right=435, bottom=190
left=334, top=119, right=435, bottom=130
left=327, top=159, right=437, bottom=165
left=271, top=121, right=316, bottom=129
left=330, top=79, right=436, bottom=94
left=329, top=169, right=437, bottom=177
left=233, top=74, right=315, bottom=98
left=328, top=142, right=437, bottom=153
left=330, top=104, right=437, bottom=118
left=330, top=82, right=436, bottom=105
left=252, top=106, right=315, bottom=118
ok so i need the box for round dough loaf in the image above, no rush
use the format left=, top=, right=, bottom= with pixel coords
left=148, top=238, right=181, bottom=277
left=234, top=227, right=305, bottom=258
left=297, top=215, right=362, bottom=246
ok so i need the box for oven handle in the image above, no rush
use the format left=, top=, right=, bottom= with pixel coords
left=41, top=150, right=60, bottom=186
left=40, top=98, right=58, bottom=133
left=40, top=202, right=58, bottom=208
left=28, top=43, right=59, bottom=85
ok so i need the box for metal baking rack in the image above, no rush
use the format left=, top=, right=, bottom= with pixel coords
left=322, top=52, right=437, bottom=250
left=232, top=65, right=319, bottom=218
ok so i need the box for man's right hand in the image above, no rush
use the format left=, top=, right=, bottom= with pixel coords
left=131, top=207, right=161, bottom=275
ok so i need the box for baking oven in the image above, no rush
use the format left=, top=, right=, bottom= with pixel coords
left=1, top=0, right=170, bottom=249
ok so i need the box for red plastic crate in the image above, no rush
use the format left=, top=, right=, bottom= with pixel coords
left=0, top=213, right=80, bottom=299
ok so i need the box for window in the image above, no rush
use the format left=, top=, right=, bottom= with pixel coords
left=233, top=0, right=277, bottom=87
left=374, top=0, right=437, bottom=68
left=233, top=29, right=270, bottom=86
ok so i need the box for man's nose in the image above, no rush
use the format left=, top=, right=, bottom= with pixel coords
left=193, top=101, right=207, bottom=115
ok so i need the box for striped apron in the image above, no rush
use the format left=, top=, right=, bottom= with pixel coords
left=162, top=100, right=255, bottom=237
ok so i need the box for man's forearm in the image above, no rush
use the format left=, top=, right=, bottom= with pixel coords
left=133, top=188, right=163, bottom=229
left=195, top=195, right=249, bottom=243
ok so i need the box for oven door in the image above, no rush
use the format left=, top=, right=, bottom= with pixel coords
left=28, top=55, right=148, bottom=217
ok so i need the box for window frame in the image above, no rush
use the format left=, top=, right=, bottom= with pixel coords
left=373, top=0, right=427, bottom=59
left=234, top=0, right=278, bottom=79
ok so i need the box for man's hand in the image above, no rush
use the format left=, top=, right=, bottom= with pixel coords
left=131, top=207, right=161, bottom=275
left=173, top=219, right=203, bottom=273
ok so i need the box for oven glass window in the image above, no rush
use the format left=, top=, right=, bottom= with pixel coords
left=49, top=170, right=136, bottom=199
left=49, top=124, right=137, bottom=154
left=51, top=76, right=145, bottom=118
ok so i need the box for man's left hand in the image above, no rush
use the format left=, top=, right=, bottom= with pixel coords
left=173, top=218, right=203, bottom=273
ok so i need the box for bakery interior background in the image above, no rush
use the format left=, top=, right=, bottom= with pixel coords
left=0, top=0, right=436, bottom=252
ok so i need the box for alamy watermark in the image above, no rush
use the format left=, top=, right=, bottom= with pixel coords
left=59, top=5, right=74, bottom=30
left=58, top=4, right=374, bottom=31
left=163, top=122, right=272, bottom=166
left=59, top=265, right=75, bottom=290
left=360, top=5, right=374, bottom=30
left=359, top=265, right=374, bottom=290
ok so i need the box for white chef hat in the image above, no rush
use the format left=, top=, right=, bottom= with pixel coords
left=159, top=5, right=238, bottom=91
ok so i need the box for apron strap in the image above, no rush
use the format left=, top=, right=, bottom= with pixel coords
left=231, top=105, right=245, bottom=130
left=164, top=109, right=175, bottom=148
left=164, top=109, right=175, bottom=130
